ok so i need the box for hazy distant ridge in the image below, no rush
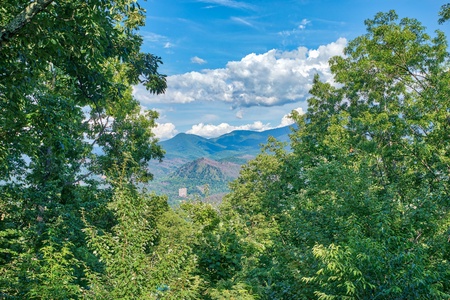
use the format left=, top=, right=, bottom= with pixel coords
left=160, top=125, right=294, bottom=160
left=148, top=125, right=295, bottom=204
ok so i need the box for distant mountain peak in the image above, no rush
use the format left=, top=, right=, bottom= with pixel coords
left=170, top=157, right=241, bottom=181
left=160, top=125, right=295, bottom=160
left=148, top=125, right=296, bottom=205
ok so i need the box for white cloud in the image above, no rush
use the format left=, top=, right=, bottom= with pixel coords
left=143, top=32, right=170, bottom=45
left=153, top=122, right=178, bottom=140
left=133, top=38, right=346, bottom=109
left=279, top=107, right=305, bottom=127
left=187, top=121, right=271, bottom=138
left=142, top=32, right=175, bottom=50
left=231, top=16, right=255, bottom=28
left=279, top=18, right=311, bottom=36
left=191, top=56, right=207, bottom=64
left=298, top=18, right=310, bottom=30
left=154, top=106, right=304, bottom=140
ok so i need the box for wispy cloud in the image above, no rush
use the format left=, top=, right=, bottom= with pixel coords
left=230, top=16, right=256, bottom=28
left=191, top=56, right=207, bottom=64
left=142, top=32, right=176, bottom=50
left=313, top=18, right=346, bottom=26
left=142, top=32, right=169, bottom=43
left=197, top=0, right=256, bottom=10
left=298, top=18, right=311, bottom=30
left=164, top=42, right=174, bottom=49
left=279, top=18, right=311, bottom=37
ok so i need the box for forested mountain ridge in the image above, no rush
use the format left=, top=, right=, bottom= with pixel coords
left=167, top=157, right=240, bottom=204
left=160, top=125, right=293, bottom=160
left=147, top=126, right=293, bottom=204
left=171, top=157, right=241, bottom=180
left=2, top=2, right=450, bottom=299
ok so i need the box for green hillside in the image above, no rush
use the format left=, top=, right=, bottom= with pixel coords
left=147, top=157, right=241, bottom=205
left=159, top=133, right=226, bottom=159
left=147, top=125, right=295, bottom=204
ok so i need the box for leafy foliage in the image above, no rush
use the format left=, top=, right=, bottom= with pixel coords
left=214, top=8, right=450, bottom=299
left=0, top=0, right=166, bottom=297
left=2, top=2, right=450, bottom=299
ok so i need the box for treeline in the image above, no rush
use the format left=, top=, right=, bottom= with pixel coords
left=1, top=1, right=450, bottom=299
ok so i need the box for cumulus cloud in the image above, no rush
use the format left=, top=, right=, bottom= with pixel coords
left=187, top=121, right=271, bottom=138
left=191, top=56, right=207, bottom=64
left=279, top=107, right=305, bottom=127
left=153, top=122, right=178, bottom=140
left=133, top=38, right=346, bottom=109
left=186, top=107, right=304, bottom=138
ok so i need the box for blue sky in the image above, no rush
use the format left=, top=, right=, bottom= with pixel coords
left=132, top=0, right=449, bottom=140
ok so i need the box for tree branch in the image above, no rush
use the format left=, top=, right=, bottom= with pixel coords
left=0, top=0, right=55, bottom=48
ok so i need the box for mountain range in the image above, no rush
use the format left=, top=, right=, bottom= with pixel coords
left=146, top=125, right=295, bottom=205
left=160, top=125, right=293, bottom=160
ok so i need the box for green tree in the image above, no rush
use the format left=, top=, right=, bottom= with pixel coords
left=219, top=140, right=309, bottom=299
left=220, top=9, right=450, bottom=299
left=181, top=200, right=256, bottom=299
left=83, top=182, right=168, bottom=299
left=291, top=10, right=450, bottom=298
left=0, top=0, right=166, bottom=296
left=439, top=3, right=450, bottom=24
